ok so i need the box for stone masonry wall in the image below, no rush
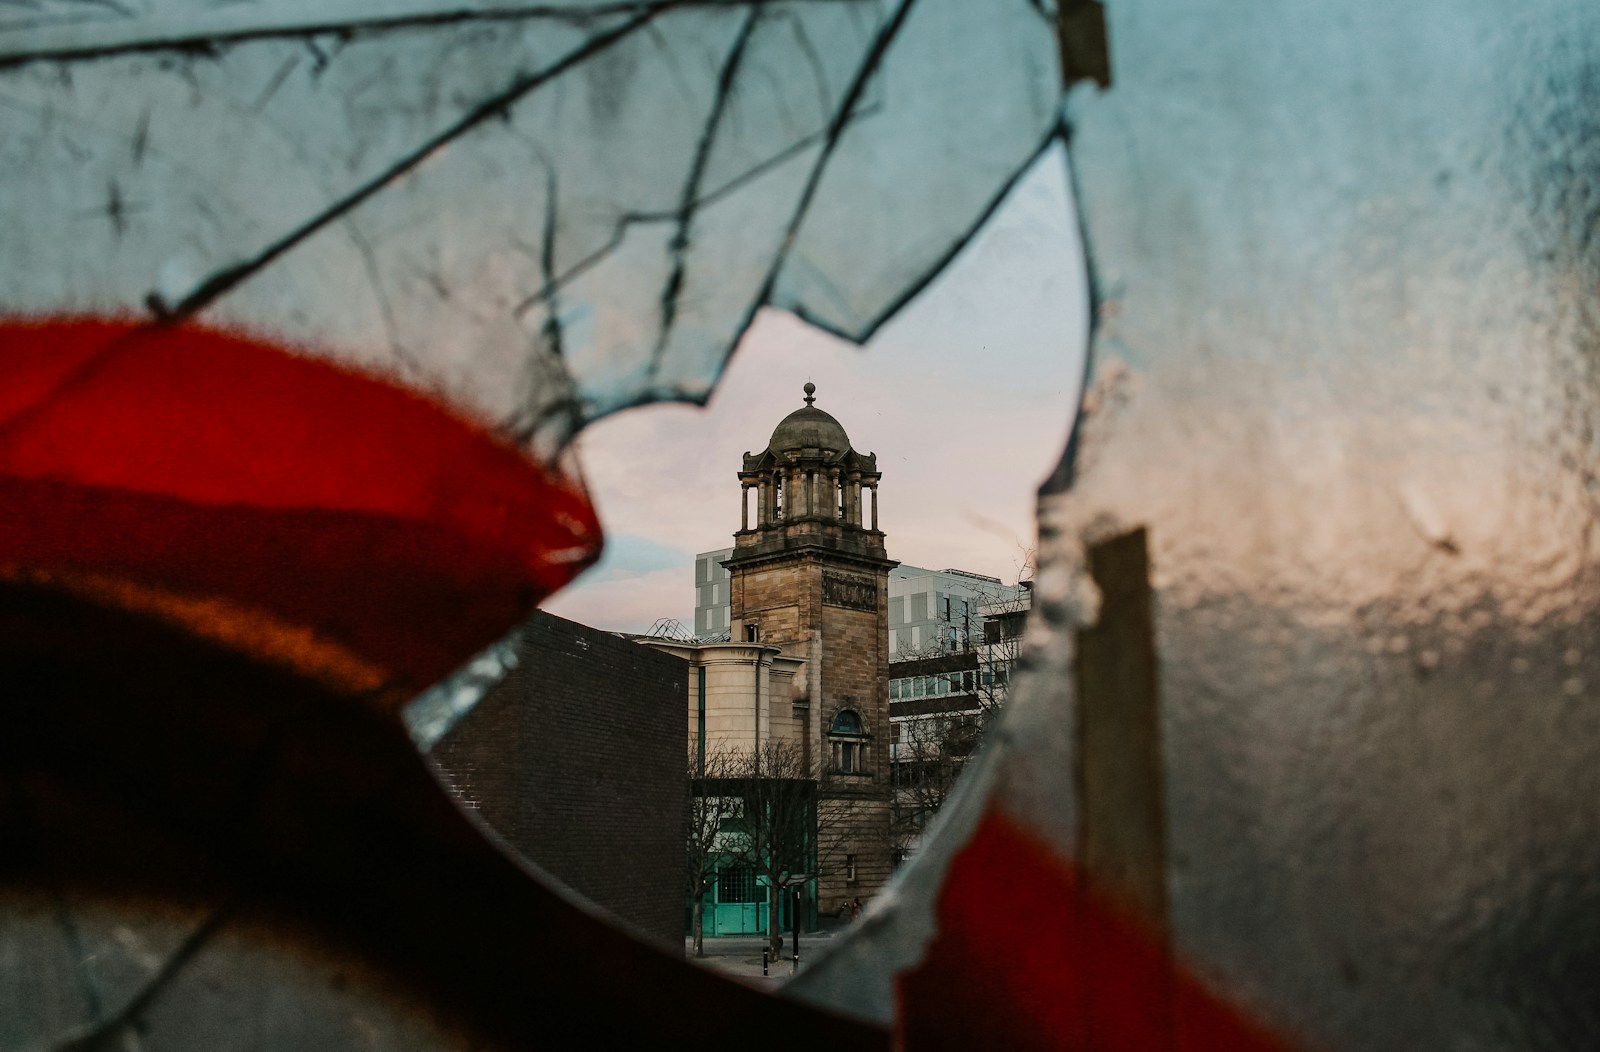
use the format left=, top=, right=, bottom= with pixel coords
left=731, top=552, right=895, bottom=912
left=815, top=565, right=893, bottom=910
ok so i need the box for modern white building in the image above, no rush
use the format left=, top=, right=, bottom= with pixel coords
left=693, top=548, right=734, bottom=638
left=695, top=554, right=1023, bottom=654
left=886, top=586, right=1032, bottom=862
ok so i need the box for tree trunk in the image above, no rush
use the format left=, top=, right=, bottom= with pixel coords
left=692, top=892, right=705, bottom=957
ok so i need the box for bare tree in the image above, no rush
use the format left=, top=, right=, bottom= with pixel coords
left=685, top=741, right=741, bottom=958
left=720, top=737, right=855, bottom=961
left=891, top=711, right=981, bottom=855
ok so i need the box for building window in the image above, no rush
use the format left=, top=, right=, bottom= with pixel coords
left=745, top=623, right=759, bottom=642
left=718, top=866, right=757, bottom=903
left=846, top=854, right=858, bottom=882
left=830, top=710, right=867, bottom=775
left=963, top=670, right=975, bottom=691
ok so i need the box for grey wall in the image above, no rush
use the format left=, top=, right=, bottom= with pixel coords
left=432, top=610, right=688, bottom=949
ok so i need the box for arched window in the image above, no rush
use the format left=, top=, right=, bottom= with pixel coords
left=829, top=709, right=867, bottom=774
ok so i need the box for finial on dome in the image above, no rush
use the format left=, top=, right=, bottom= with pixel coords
left=803, top=381, right=816, bottom=405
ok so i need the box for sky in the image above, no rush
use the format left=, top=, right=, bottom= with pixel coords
left=542, top=143, right=1090, bottom=634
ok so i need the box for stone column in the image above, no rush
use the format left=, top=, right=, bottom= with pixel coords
left=830, top=468, right=842, bottom=519
left=741, top=482, right=750, bottom=531
left=870, top=483, right=879, bottom=531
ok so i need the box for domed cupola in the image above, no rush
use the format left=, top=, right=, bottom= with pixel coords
left=767, top=385, right=851, bottom=456
left=731, top=384, right=886, bottom=562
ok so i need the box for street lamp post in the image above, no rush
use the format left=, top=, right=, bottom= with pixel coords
left=776, top=870, right=811, bottom=975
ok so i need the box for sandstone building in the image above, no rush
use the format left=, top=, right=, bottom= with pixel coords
left=728, top=382, right=896, bottom=911
left=648, top=384, right=896, bottom=925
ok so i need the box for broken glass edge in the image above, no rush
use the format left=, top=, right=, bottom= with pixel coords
left=779, top=126, right=1095, bottom=1020
left=1038, top=84, right=1110, bottom=497
left=574, top=118, right=1073, bottom=432
left=403, top=627, right=523, bottom=751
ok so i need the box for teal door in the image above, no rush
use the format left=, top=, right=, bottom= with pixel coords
left=711, top=901, right=759, bottom=934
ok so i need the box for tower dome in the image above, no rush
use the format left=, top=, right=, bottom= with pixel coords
left=734, top=382, right=886, bottom=551
left=768, top=385, right=850, bottom=455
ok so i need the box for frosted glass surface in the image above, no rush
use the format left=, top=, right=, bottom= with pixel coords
left=1044, top=2, right=1600, bottom=1048
left=797, top=4, right=1600, bottom=1048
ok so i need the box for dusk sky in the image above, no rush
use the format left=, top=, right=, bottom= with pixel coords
left=543, top=144, right=1090, bottom=634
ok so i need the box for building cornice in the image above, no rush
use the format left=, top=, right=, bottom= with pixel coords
left=723, top=542, right=897, bottom=576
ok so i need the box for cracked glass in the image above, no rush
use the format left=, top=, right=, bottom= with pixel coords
left=1, top=0, right=1060, bottom=437
left=2, top=0, right=1064, bottom=1046
left=11, top=0, right=1600, bottom=1047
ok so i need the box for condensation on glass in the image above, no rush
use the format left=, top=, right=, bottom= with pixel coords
left=799, top=1, right=1600, bottom=1049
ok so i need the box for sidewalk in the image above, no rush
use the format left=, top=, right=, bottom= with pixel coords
left=683, top=930, right=842, bottom=987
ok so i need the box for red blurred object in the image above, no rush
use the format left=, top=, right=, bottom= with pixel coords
left=0, top=317, right=600, bottom=697
left=0, top=315, right=889, bottom=1050
left=898, top=810, right=1298, bottom=1052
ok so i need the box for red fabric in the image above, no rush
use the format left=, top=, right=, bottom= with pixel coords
left=897, top=810, right=1298, bottom=1052
left=0, top=317, right=600, bottom=691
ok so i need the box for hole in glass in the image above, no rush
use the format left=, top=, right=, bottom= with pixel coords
left=421, top=143, right=1088, bottom=986
left=2, top=0, right=1087, bottom=1042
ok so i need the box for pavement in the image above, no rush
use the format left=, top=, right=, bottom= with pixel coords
left=683, top=929, right=847, bottom=987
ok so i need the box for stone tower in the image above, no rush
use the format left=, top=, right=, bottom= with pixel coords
left=725, top=383, right=896, bottom=912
